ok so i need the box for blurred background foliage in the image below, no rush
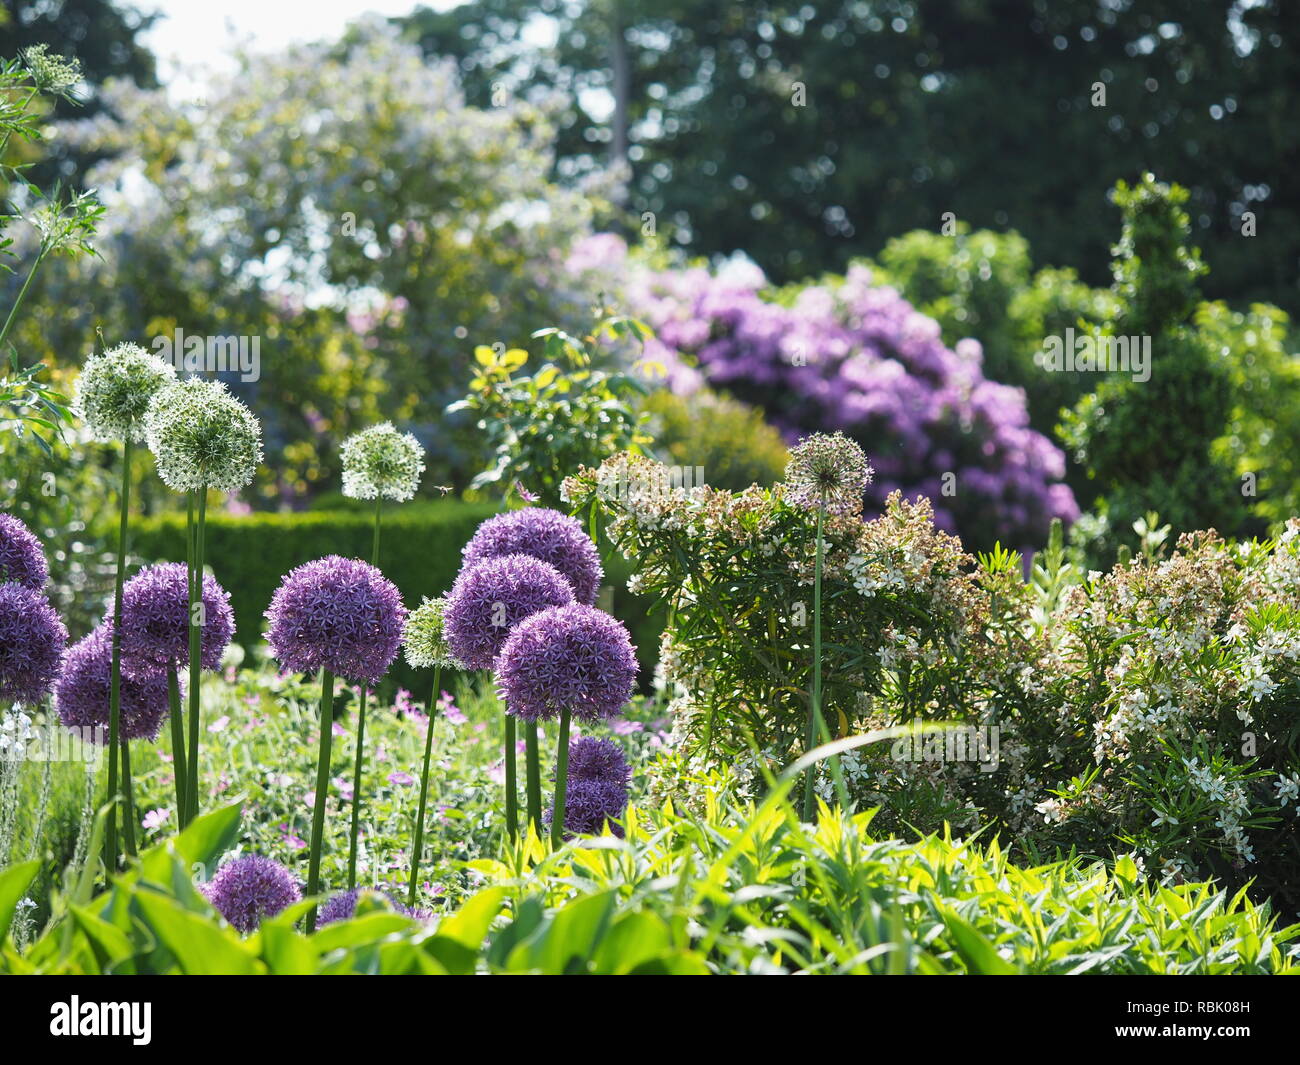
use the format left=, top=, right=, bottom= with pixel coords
left=0, top=0, right=1298, bottom=602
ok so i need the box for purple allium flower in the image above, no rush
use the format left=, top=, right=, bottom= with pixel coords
left=205, top=855, right=301, bottom=934
left=317, top=887, right=428, bottom=926
left=265, top=556, right=406, bottom=685
left=443, top=553, right=575, bottom=670
left=545, top=777, right=629, bottom=838
left=113, top=563, right=235, bottom=678
left=783, top=432, right=874, bottom=516
left=54, top=626, right=170, bottom=743
left=0, top=513, right=48, bottom=590
left=461, top=508, right=603, bottom=605
left=567, top=736, right=631, bottom=785
left=496, top=604, right=637, bottom=722
left=0, top=583, right=67, bottom=704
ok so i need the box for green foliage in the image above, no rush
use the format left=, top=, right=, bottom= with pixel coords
left=18, top=19, right=609, bottom=500
left=1060, top=176, right=1245, bottom=551
left=1198, top=299, right=1300, bottom=529
left=873, top=226, right=1118, bottom=439
left=8, top=784, right=1296, bottom=975
left=643, top=387, right=789, bottom=491
left=564, top=453, right=992, bottom=773
left=449, top=317, right=653, bottom=507
left=0, top=49, right=102, bottom=451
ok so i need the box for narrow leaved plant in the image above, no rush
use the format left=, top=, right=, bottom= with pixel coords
left=400, top=596, right=458, bottom=907
left=74, top=339, right=175, bottom=862
left=339, top=421, right=425, bottom=889
left=783, top=432, right=872, bottom=821
left=144, top=377, right=261, bottom=827
left=265, top=556, right=405, bottom=931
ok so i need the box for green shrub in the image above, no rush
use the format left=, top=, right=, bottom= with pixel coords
left=871, top=226, right=1116, bottom=436
left=1060, top=175, right=1246, bottom=553
left=643, top=387, right=789, bottom=491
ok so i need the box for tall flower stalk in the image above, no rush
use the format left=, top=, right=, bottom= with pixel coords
left=74, top=341, right=174, bottom=861
left=306, top=667, right=334, bottom=932
left=339, top=422, right=424, bottom=889
left=115, top=561, right=233, bottom=830
left=496, top=603, right=636, bottom=849
left=444, top=553, right=574, bottom=841
left=784, top=433, right=872, bottom=821
left=145, top=377, right=261, bottom=828
left=458, top=507, right=602, bottom=837
left=266, top=555, right=405, bottom=931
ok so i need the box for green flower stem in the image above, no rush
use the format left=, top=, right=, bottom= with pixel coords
left=119, top=740, right=137, bottom=857
left=407, top=664, right=442, bottom=909
left=525, top=722, right=542, bottom=833
left=346, top=500, right=384, bottom=889
left=504, top=712, right=518, bottom=841
left=802, top=505, right=826, bottom=822
left=306, top=668, right=335, bottom=934
left=346, top=690, right=367, bottom=890
left=104, top=435, right=132, bottom=871
left=184, top=489, right=207, bottom=826
left=166, top=666, right=186, bottom=818
left=0, top=248, right=47, bottom=354
left=551, top=706, right=572, bottom=850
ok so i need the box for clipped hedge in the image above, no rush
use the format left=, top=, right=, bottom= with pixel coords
left=127, top=501, right=663, bottom=688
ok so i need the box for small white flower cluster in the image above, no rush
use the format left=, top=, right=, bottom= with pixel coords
left=75, top=342, right=176, bottom=442
left=145, top=378, right=263, bottom=492
left=341, top=422, right=426, bottom=502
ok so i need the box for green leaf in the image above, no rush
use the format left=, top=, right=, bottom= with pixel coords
left=0, top=860, right=39, bottom=941
left=134, top=891, right=262, bottom=975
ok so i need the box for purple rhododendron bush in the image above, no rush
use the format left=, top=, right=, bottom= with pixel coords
left=571, top=235, right=1079, bottom=550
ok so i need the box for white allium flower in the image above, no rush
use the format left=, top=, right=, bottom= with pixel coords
left=75, top=342, right=176, bottom=442
left=145, top=378, right=263, bottom=493
left=341, top=422, right=425, bottom=502
left=403, top=596, right=459, bottom=670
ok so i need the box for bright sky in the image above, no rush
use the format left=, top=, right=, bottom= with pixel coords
left=139, top=0, right=456, bottom=89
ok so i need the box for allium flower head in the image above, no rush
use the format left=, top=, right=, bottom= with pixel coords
left=204, top=855, right=301, bottom=934
left=265, top=556, right=406, bottom=684
left=317, top=888, right=428, bottom=926
left=114, top=563, right=235, bottom=678
left=341, top=422, right=426, bottom=502
left=74, top=342, right=176, bottom=442
left=782, top=432, right=874, bottom=516
left=145, top=378, right=263, bottom=492
left=546, top=777, right=629, bottom=838
left=403, top=596, right=459, bottom=670
left=0, top=584, right=67, bottom=704
left=54, top=626, right=169, bottom=742
left=444, top=554, right=574, bottom=670
left=0, top=513, right=48, bottom=589
left=461, top=508, right=603, bottom=605
left=21, top=44, right=82, bottom=98
left=496, top=604, right=637, bottom=722
left=567, top=736, right=632, bottom=786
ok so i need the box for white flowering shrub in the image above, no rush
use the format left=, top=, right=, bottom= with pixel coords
left=563, top=453, right=1011, bottom=792
left=572, top=453, right=1300, bottom=909
left=1016, top=524, right=1300, bottom=906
